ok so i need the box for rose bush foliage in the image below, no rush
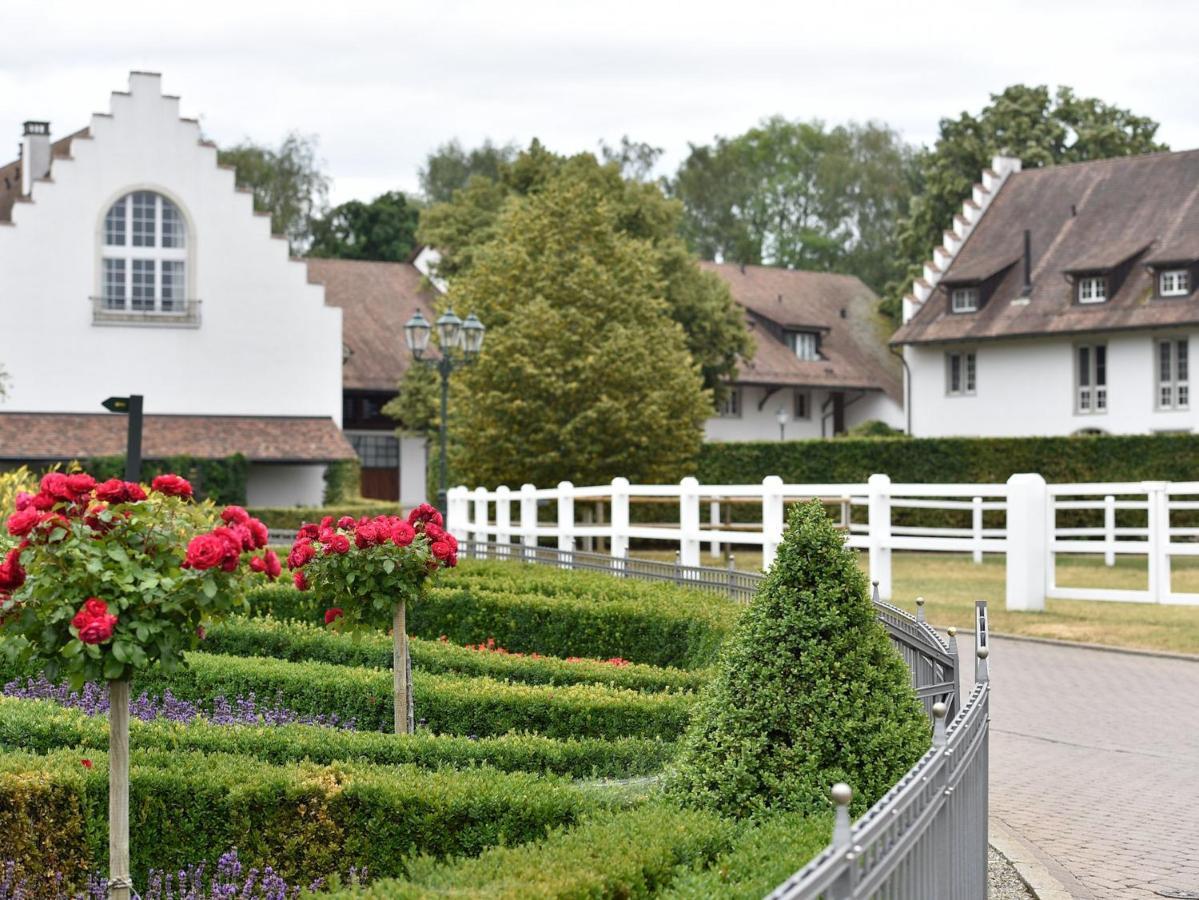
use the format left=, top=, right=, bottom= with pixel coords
left=0, top=472, right=275, bottom=686
left=288, top=503, right=457, bottom=629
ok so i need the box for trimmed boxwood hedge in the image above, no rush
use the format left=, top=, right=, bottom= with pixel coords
left=328, top=802, right=737, bottom=899
left=0, top=698, right=673, bottom=779
left=248, top=501, right=403, bottom=531
left=203, top=617, right=708, bottom=693
left=0, top=747, right=604, bottom=885
left=0, top=652, right=694, bottom=740
left=247, top=561, right=740, bottom=670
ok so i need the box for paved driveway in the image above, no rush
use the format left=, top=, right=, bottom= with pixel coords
left=977, top=637, right=1199, bottom=899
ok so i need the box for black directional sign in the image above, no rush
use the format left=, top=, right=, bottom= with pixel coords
left=102, top=395, right=144, bottom=481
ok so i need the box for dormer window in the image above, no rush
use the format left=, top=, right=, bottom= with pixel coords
left=1160, top=270, right=1191, bottom=297
left=1078, top=276, right=1107, bottom=304
left=786, top=330, right=819, bottom=361
left=951, top=287, right=979, bottom=313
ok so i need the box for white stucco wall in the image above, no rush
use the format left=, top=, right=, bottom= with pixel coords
left=905, top=332, right=1198, bottom=437
left=245, top=463, right=327, bottom=507
left=703, top=385, right=904, bottom=441
left=0, top=73, right=342, bottom=424
left=399, top=435, right=428, bottom=509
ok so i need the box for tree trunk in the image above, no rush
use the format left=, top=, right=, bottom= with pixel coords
left=108, top=679, right=131, bottom=900
left=393, top=601, right=412, bottom=734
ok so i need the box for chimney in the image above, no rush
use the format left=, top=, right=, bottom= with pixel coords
left=20, top=121, right=51, bottom=195
left=1021, top=228, right=1033, bottom=297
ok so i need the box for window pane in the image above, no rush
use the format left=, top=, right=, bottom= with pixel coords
left=1160, top=342, right=1172, bottom=383
left=965, top=352, right=976, bottom=393
left=949, top=354, right=961, bottom=392
left=794, top=391, right=809, bottom=419
left=132, top=191, right=156, bottom=247
left=348, top=433, right=400, bottom=468
left=131, top=259, right=155, bottom=310
left=161, top=198, right=186, bottom=248
left=161, top=261, right=185, bottom=310
left=103, top=258, right=125, bottom=309
left=1095, top=346, right=1106, bottom=386
left=1178, top=341, right=1188, bottom=381
left=1078, top=347, right=1090, bottom=387
left=104, top=198, right=126, bottom=246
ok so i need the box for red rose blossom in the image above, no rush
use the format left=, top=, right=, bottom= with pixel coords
left=40, top=473, right=73, bottom=500
left=184, top=534, right=226, bottom=570
left=30, top=492, right=55, bottom=511
left=325, top=534, right=351, bottom=555
left=294, top=571, right=309, bottom=591
left=298, top=523, right=320, bottom=539
left=354, top=523, right=379, bottom=549
left=124, top=482, right=147, bottom=502
left=83, top=597, right=108, bottom=618
left=151, top=474, right=193, bottom=498
left=430, top=540, right=452, bottom=561
left=79, top=615, right=117, bottom=644
left=81, top=758, right=93, bottom=769
left=13, top=492, right=32, bottom=512
left=7, top=507, right=41, bottom=537
left=337, top=516, right=356, bottom=529
left=263, top=549, right=281, bottom=579
left=391, top=521, right=416, bottom=547
left=288, top=540, right=316, bottom=570
left=424, top=523, right=446, bottom=542
left=246, top=519, right=270, bottom=549
left=220, top=505, right=250, bottom=525
left=249, top=555, right=267, bottom=574
left=65, top=473, right=97, bottom=496
left=324, top=607, right=344, bottom=625
left=407, top=503, right=444, bottom=530
left=95, top=479, right=129, bottom=503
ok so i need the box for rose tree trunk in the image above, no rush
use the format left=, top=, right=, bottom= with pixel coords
left=393, top=601, right=413, bottom=734
left=108, top=679, right=131, bottom=900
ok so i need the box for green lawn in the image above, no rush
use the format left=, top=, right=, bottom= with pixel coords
left=631, top=549, right=1199, bottom=656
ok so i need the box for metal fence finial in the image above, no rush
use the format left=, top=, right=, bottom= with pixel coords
left=932, top=701, right=948, bottom=748
left=915, top=596, right=926, bottom=623
left=831, top=782, right=853, bottom=852
left=871, top=580, right=880, bottom=604
left=976, top=645, right=990, bottom=684
left=946, top=625, right=958, bottom=656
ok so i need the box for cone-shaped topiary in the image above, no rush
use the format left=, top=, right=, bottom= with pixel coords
left=666, top=500, right=930, bottom=817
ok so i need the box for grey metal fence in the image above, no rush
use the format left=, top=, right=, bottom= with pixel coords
left=461, top=539, right=990, bottom=900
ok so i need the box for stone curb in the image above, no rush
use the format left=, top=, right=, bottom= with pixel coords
left=989, top=819, right=1078, bottom=899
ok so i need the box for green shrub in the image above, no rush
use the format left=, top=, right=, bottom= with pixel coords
left=327, top=803, right=737, bottom=899
left=0, top=697, right=674, bottom=779
left=0, top=652, right=693, bottom=740
left=667, top=501, right=930, bottom=817
left=248, top=501, right=403, bottom=531
left=323, top=459, right=363, bottom=504
left=0, top=747, right=603, bottom=885
left=247, top=560, right=740, bottom=669
left=203, top=617, right=708, bottom=693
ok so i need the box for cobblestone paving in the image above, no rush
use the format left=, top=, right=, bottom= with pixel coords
left=978, top=637, right=1199, bottom=899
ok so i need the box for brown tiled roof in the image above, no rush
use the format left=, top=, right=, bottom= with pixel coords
left=702, top=262, right=900, bottom=400
left=0, top=413, right=355, bottom=463
left=893, top=150, right=1199, bottom=345
left=0, top=129, right=89, bottom=223
left=307, top=258, right=441, bottom=391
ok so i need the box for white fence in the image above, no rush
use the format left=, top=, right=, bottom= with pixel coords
left=446, top=474, right=1199, bottom=608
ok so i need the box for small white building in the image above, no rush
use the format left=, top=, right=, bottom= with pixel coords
left=893, top=151, right=1199, bottom=437
left=701, top=262, right=904, bottom=440
left=0, top=72, right=352, bottom=504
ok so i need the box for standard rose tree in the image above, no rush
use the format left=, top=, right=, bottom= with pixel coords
left=0, top=473, right=277, bottom=900
left=288, top=502, right=457, bottom=734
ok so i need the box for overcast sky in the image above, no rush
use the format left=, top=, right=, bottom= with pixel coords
left=2, top=0, right=1197, bottom=206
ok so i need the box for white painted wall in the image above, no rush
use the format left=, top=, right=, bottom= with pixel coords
left=245, top=464, right=327, bottom=507
left=905, top=332, right=1198, bottom=436
left=399, top=435, right=428, bottom=509
left=0, top=73, right=343, bottom=424
left=704, top=385, right=904, bottom=441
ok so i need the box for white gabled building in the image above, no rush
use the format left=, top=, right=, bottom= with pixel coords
left=892, top=151, right=1199, bottom=436
left=0, top=72, right=353, bottom=504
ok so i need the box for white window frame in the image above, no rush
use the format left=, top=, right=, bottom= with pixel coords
left=951, top=287, right=979, bottom=313
left=1159, top=270, right=1191, bottom=298
left=787, top=331, right=819, bottom=361
left=1077, top=276, right=1108, bottom=304
left=101, top=191, right=188, bottom=314
left=1156, top=338, right=1189, bottom=411
left=717, top=388, right=742, bottom=419
left=794, top=389, right=811, bottom=420
left=1076, top=343, right=1108, bottom=414
left=945, top=350, right=976, bottom=396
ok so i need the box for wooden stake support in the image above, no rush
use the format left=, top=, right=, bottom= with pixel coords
left=108, top=679, right=131, bottom=900
left=393, top=601, right=412, bottom=734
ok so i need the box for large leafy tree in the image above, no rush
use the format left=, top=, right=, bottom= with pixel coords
left=882, top=85, right=1167, bottom=321
left=308, top=191, right=421, bottom=262
left=445, top=171, right=712, bottom=488
left=419, top=138, right=518, bottom=204
left=671, top=118, right=919, bottom=293
left=218, top=132, right=330, bottom=253
left=418, top=142, right=751, bottom=399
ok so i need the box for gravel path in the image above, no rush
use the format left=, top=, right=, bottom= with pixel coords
left=989, top=846, right=1035, bottom=899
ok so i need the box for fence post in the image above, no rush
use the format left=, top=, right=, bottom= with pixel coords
left=972, top=496, right=983, bottom=564
left=1145, top=481, right=1170, bottom=603
left=557, top=481, right=574, bottom=567
left=709, top=499, right=721, bottom=557
left=679, top=477, right=701, bottom=569
left=609, top=477, right=629, bottom=561
left=473, top=487, right=488, bottom=559
left=868, top=473, right=892, bottom=600
left=446, top=486, right=466, bottom=541
left=828, top=783, right=854, bottom=899
left=495, top=485, right=511, bottom=555
left=1005, top=473, right=1047, bottom=611
left=761, top=475, right=784, bottom=570
left=519, top=484, right=537, bottom=561
left=1104, top=494, right=1116, bottom=567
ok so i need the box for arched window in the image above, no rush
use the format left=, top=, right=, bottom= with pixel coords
left=101, top=191, right=188, bottom=313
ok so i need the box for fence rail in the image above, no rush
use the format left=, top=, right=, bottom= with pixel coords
left=458, top=538, right=987, bottom=900
left=446, top=474, right=1199, bottom=609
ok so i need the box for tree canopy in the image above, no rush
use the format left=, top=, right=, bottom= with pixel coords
left=881, top=84, right=1167, bottom=321
left=443, top=169, right=712, bottom=488
left=419, top=138, right=518, bottom=204
left=418, top=141, right=751, bottom=399
left=671, top=118, right=919, bottom=294
left=218, top=132, right=330, bottom=253
left=308, top=191, right=421, bottom=262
